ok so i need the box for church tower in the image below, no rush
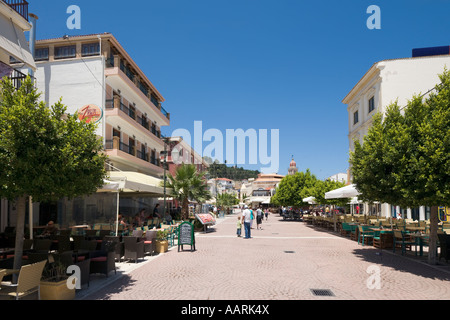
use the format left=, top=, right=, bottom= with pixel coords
left=288, top=157, right=298, bottom=175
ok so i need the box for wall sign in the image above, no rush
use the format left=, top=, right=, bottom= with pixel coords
left=78, top=104, right=103, bottom=124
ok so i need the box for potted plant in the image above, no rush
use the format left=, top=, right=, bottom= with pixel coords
left=155, top=230, right=169, bottom=253
left=40, top=255, right=76, bottom=300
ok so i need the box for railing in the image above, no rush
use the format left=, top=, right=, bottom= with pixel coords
left=104, top=140, right=163, bottom=168
left=7, top=68, right=31, bottom=90
left=3, top=0, right=29, bottom=21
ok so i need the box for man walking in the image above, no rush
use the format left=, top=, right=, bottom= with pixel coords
left=241, top=205, right=252, bottom=239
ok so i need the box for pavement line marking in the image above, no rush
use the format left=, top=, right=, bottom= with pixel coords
left=195, top=235, right=343, bottom=239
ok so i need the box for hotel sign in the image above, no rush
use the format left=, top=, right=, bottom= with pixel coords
left=78, top=104, right=103, bottom=124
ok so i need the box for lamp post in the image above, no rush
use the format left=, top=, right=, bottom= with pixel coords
left=161, top=137, right=170, bottom=220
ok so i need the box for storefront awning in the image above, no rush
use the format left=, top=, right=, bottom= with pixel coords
left=98, top=171, right=169, bottom=196
left=0, top=15, right=36, bottom=70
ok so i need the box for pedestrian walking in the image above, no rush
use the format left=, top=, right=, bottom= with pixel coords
left=256, top=207, right=263, bottom=230
left=264, top=208, right=269, bottom=221
left=241, top=205, right=252, bottom=239
left=236, top=216, right=242, bottom=237
left=250, top=208, right=254, bottom=229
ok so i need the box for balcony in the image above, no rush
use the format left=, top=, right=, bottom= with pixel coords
left=0, top=66, right=33, bottom=90
left=105, top=98, right=163, bottom=140
left=105, top=138, right=163, bottom=169
left=3, top=0, right=29, bottom=21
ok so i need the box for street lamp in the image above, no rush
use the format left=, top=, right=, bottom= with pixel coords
left=161, top=137, right=170, bottom=220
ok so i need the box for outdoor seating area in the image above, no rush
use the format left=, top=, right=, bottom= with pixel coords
left=306, top=214, right=450, bottom=260
left=0, top=220, right=186, bottom=300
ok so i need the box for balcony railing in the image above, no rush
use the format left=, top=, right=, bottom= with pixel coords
left=3, top=0, right=29, bottom=21
left=1, top=68, right=33, bottom=90
left=104, top=139, right=163, bottom=168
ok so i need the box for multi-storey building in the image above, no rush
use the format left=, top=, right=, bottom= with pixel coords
left=0, top=0, right=35, bottom=86
left=0, top=0, right=36, bottom=233
left=342, top=47, right=450, bottom=220
left=26, top=33, right=170, bottom=178
left=11, top=33, right=172, bottom=226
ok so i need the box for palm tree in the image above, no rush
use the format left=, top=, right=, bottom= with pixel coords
left=164, top=164, right=212, bottom=220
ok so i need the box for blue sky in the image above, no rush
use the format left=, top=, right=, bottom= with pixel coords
left=28, top=0, right=450, bottom=179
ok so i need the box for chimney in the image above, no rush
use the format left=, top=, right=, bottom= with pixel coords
left=28, top=13, right=38, bottom=78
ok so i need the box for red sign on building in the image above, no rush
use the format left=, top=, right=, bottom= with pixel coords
left=78, top=104, right=103, bottom=124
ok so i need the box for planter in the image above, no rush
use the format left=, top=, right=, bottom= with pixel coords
left=40, top=279, right=75, bottom=300
left=155, top=240, right=168, bottom=253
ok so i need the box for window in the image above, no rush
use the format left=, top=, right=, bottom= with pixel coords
left=368, top=96, right=375, bottom=113
left=81, top=43, right=100, bottom=56
left=151, top=94, right=159, bottom=107
left=353, top=110, right=359, bottom=125
left=35, top=48, right=49, bottom=61
left=54, top=45, right=76, bottom=59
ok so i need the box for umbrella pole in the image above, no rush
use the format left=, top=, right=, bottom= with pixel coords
left=116, top=191, right=119, bottom=236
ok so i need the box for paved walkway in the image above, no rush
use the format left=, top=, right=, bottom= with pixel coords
left=78, top=213, right=450, bottom=301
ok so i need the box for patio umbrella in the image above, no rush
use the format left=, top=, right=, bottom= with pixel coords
left=325, top=184, right=361, bottom=199
left=303, top=196, right=316, bottom=204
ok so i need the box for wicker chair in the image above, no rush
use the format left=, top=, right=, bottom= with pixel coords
left=54, top=251, right=91, bottom=288
left=89, top=240, right=117, bottom=278
left=55, top=235, right=72, bottom=253
left=144, top=230, right=157, bottom=255
left=33, top=239, right=52, bottom=253
left=0, top=260, right=47, bottom=300
left=104, top=236, right=124, bottom=262
left=123, top=236, right=145, bottom=263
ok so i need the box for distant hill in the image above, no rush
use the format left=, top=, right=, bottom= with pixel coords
left=205, top=160, right=260, bottom=180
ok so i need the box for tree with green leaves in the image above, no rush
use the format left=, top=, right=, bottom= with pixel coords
left=216, top=192, right=239, bottom=214
left=0, top=77, right=107, bottom=275
left=271, top=169, right=318, bottom=207
left=164, top=163, right=212, bottom=220
left=310, top=179, right=350, bottom=208
left=350, top=69, right=450, bottom=265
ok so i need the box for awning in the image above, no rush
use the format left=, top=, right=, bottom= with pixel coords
left=325, top=184, right=361, bottom=199
left=303, top=196, right=317, bottom=204
left=0, top=15, right=36, bottom=70
left=99, top=171, right=169, bottom=196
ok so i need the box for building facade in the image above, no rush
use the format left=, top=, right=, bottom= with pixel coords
left=342, top=48, right=450, bottom=220
left=0, top=0, right=36, bottom=233
left=9, top=33, right=171, bottom=228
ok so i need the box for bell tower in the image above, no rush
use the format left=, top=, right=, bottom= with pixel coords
left=288, top=156, right=298, bottom=175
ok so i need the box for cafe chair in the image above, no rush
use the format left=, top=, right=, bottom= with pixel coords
left=89, top=240, right=117, bottom=278
left=358, top=225, right=374, bottom=246
left=103, top=236, right=124, bottom=262
left=0, top=260, right=46, bottom=300
left=437, top=231, right=450, bottom=263
left=55, top=235, right=72, bottom=253
left=123, top=236, right=145, bottom=263
left=393, top=230, right=416, bottom=255
left=33, top=239, right=52, bottom=253
left=143, top=230, right=156, bottom=255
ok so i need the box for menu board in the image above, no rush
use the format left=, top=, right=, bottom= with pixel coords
left=195, top=213, right=216, bottom=225
left=178, top=222, right=195, bottom=252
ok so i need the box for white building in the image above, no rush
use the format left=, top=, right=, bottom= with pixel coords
left=327, top=173, right=347, bottom=184
left=342, top=47, right=450, bottom=220
left=0, top=0, right=36, bottom=233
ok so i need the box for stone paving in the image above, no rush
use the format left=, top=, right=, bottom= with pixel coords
left=78, top=212, right=450, bottom=301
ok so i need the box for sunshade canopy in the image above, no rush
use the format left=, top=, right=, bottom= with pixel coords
left=325, top=184, right=361, bottom=199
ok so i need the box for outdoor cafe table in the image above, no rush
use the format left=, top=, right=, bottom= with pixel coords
left=0, top=248, right=15, bottom=260
left=405, top=226, right=426, bottom=232
left=371, top=228, right=394, bottom=249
